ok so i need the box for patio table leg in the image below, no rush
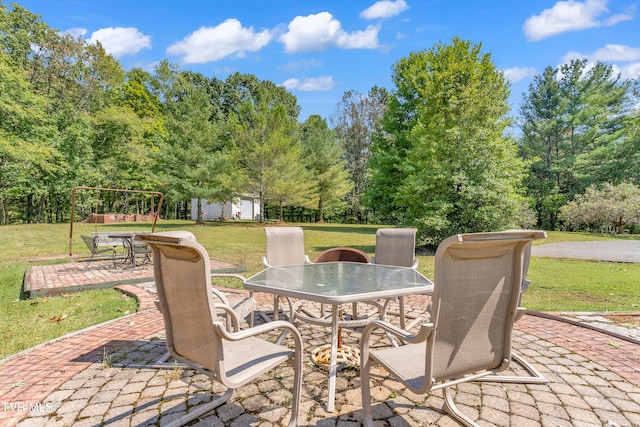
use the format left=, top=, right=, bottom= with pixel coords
left=326, top=303, right=339, bottom=412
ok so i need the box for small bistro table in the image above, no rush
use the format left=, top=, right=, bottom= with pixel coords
left=243, top=262, right=434, bottom=412
left=108, top=232, right=151, bottom=269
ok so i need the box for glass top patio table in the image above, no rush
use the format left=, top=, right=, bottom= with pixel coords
left=244, top=262, right=434, bottom=412
left=244, top=261, right=433, bottom=303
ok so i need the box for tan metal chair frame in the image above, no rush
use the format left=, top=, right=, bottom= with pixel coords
left=137, top=232, right=304, bottom=427
left=360, top=230, right=547, bottom=427
left=371, top=228, right=420, bottom=330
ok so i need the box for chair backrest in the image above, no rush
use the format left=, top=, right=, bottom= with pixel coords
left=506, top=229, right=535, bottom=293
left=427, top=230, right=546, bottom=386
left=136, top=231, right=221, bottom=372
left=313, top=247, right=370, bottom=263
left=373, top=228, right=418, bottom=267
left=81, top=235, right=98, bottom=253
left=92, top=232, right=125, bottom=248
left=264, top=226, right=308, bottom=266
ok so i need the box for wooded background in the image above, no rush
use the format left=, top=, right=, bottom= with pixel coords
left=1, top=4, right=638, bottom=246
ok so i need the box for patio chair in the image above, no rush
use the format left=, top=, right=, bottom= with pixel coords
left=477, top=230, right=548, bottom=384
left=136, top=232, right=304, bottom=427
left=136, top=231, right=259, bottom=366
left=262, top=226, right=311, bottom=320
left=262, top=226, right=312, bottom=266
left=313, top=247, right=370, bottom=263
left=126, top=232, right=152, bottom=268
left=80, top=235, right=116, bottom=271
left=360, top=230, right=547, bottom=427
left=313, top=247, right=382, bottom=324
left=371, top=228, right=420, bottom=330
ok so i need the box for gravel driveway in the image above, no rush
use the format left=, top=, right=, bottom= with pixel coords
left=531, top=240, right=640, bottom=263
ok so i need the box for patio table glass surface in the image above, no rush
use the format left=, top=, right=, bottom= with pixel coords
left=244, top=261, right=434, bottom=412
left=244, top=261, right=433, bottom=303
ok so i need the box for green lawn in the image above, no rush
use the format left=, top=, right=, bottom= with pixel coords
left=0, top=220, right=638, bottom=360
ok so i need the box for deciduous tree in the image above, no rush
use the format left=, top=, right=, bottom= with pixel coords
left=367, top=37, right=527, bottom=247
left=331, top=87, right=387, bottom=221
left=559, top=182, right=640, bottom=234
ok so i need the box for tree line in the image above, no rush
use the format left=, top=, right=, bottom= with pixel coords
left=0, top=3, right=350, bottom=225
left=1, top=3, right=639, bottom=247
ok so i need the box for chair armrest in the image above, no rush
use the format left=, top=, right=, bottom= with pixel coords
left=263, top=257, right=312, bottom=266
left=369, top=257, right=419, bottom=269
left=213, top=303, right=242, bottom=332
left=360, top=320, right=434, bottom=348
left=360, top=320, right=433, bottom=366
left=214, top=320, right=304, bottom=355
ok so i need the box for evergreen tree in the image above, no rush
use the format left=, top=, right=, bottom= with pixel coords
left=155, top=65, right=242, bottom=224
left=228, top=81, right=311, bottom=222
left=301, top=115, right=352, bottom=222
left=520, top=60, right=633, bottom=229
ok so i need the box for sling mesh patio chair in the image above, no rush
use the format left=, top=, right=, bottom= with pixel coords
left=262, top=226, right=312, bottom=321
left=371, top=228, right=420, bottom=330
left=262, top=226, right=312, bottom=267
left=136, top=232, right=304, bottom=427
left=359, top=230, right=547, bottom=427
left=477, top=229, right=548, bottom=384
left=136, top=231, right=258, bottom=366
left=80, top=235, right=116, bottom=271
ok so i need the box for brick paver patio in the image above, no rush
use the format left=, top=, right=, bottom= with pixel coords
left=2, top=266, right=639, bottom=426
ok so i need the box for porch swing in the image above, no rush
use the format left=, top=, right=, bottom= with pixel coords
left=69, top=186, right=163, bottom=257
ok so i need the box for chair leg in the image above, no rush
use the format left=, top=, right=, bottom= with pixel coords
left=82, top=256, right=94, bottom=272
left=477, top=352, right=548, bottom=384
left=442, top=387, right=479, bottom=427
left=361, top=358, right=375, bottom=427
left=162, top=388, right=234, bottom=427
left=287, top=341, right=303, bottom=427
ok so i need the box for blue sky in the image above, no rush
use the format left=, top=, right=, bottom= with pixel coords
left=16, top=0, right=640, bottom=122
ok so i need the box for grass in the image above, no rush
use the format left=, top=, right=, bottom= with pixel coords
left=0, top=220, right=638, bottom=360
left=523, top=258, right=640, bottom=312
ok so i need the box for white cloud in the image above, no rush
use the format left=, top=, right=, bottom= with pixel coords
left=167, top=19, right=271, bottom=63
left=282, top=76, right=336, bottom=91
left=618, top=62, right=640, bottom=79
left=64, top=27, right=88, bottom=38
left=503, top=67, right=537, bottom=83
left=561, top=50, right=588, bottom=64
left=562, top=44, right=640, bottom=80
left=590, top=44, right=640, bottom=62
left=562, top=44, right=640, bottom=64
left=523, top=0, right=633, bottom=42
left=360, top=0, right=409, bottom=20
left=279, top=12, right=380, bottom=53
left=88, top=27, right=151, bottom=57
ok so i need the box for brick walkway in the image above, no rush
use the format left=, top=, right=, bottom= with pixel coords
left=23, top=260, right=246, bottom=297
left=1, top=283, right=639, bottom=426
